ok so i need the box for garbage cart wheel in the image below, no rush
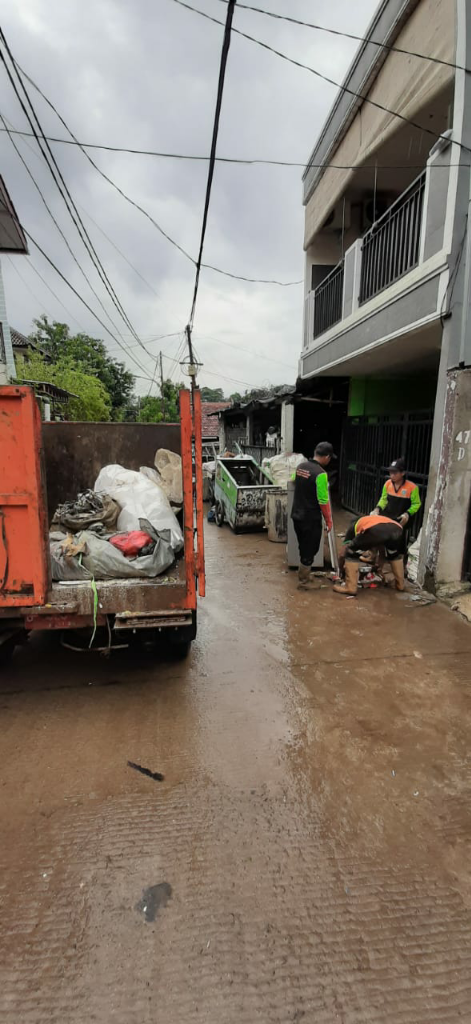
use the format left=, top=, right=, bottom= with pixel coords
left=215, top=501, right=225, bottom=527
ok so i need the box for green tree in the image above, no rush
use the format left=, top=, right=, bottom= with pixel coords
left=137, top=380, right=184, bottom=423
left=16, top=352, right=111, bottom=422
left=29, top=316, right=135, bottom=419
left=200, top=386, right=225, bottom=401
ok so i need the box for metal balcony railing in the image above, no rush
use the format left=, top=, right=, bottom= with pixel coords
left=359, top=171, right=426, bottom=305
left=313, top=260, right=344, bottom=338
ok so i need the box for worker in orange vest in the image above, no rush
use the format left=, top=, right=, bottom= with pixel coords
left=334, top=514, right=404, bottom=596
left=372, top=457, right=421, bottom=539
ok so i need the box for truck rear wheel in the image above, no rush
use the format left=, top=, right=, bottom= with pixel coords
left=168, top=611, right=196, bottom=657
left=0, top=635, right=17, bottom=668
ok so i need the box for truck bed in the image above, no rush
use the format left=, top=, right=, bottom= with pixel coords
left=0, top=559, right=187, bottom=619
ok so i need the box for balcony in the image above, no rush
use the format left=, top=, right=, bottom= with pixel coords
left=302, top=147, right=451, bottom=378
left=313, top=260, right=344, bottom=338
left=359, top=173, right=426, bottom=305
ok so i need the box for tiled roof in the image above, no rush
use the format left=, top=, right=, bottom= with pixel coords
left=11, top=328, right=31, bottom=348
left=201, top=401, right=231, bottom=437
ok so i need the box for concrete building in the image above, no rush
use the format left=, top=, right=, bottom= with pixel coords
left=299, top=0, right=471, bottom=588
left=0, top=175, right=28, bottom=383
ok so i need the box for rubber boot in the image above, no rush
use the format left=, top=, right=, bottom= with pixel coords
left=333, top=561, right=359, bottom=595
left=390, top=558, right=405, bottom=591
left=298, top=564, right=312, bottom=589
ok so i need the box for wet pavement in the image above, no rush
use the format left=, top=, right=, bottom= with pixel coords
left=1, top=523, right=471, bottom=1023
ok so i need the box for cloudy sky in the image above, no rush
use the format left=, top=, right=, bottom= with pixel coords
left=1, top=0, right=377, bottom=396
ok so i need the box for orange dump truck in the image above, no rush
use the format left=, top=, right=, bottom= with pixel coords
left=0, top=385, right=205, bottom=664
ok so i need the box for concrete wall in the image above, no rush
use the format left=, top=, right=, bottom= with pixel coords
left=304, top=0, right=455, bottom=245
left=302, top=274, right=441, bottom=377
left=42, top=421, right=181, bottom=522
left=348, top=375, right=437, bottom=416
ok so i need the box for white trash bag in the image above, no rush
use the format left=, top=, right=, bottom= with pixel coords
left=95, top=465, right=183, bottom=552
left=262, top=452, right=305, bottom=488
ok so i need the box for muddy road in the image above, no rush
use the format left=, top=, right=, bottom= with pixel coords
left=1, top=525, right=471, bottom=1023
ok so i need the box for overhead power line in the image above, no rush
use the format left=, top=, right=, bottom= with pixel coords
left=0, top=30, right=147, bottom=351
left=6, top=255, right=85, bottom=331
left=216, top=0, right=471, bottom=75
left=170, top=0, right=471, bottom=157
left=187, top=0, right=237, bottom=332
left=1, top=124, right=470, bottom=171
left=17, top=66, right=301, bottom=286
left=1, top=110, right=186, bottom=332
left=0, top=112, right=135, bottom=343
left=24, top=231, right=154, bottom=379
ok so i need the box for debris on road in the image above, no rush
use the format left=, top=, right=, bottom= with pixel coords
left=136, top=883, right=172, bottom=922
left=127, top=761, right=164, bottom=782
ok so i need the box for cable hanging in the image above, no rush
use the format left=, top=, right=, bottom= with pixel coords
left=16, top=66, right=301, bottom=286
left=215, top=0, right=471, bottom=75
left=1, top=124, right=470, bottom=172
left=0, top=29, right=148, bottom=352
left=170, top=0, right=471, bottom=157
left=185, top=0, right=237, bottom=365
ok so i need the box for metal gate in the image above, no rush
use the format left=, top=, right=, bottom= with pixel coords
left=340, top=411, right=434, bottom=539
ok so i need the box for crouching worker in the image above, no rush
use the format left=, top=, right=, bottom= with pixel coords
left=291, top=442, right=335, bottom=589
left=334, top=514, right=404, bottom=596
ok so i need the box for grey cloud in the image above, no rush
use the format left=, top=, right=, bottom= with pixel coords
left=1, top=0, right=377, bottom=393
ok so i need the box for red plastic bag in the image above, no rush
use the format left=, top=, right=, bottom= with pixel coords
left=109, top=531, right=153, bottom=557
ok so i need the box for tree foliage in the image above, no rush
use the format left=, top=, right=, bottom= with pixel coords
left=16, top=352, right=112, bottom=422
left=200, top=386, right=225, bottom=402
left=137, top=380, right=184, bottom=423
left=29, top=316, right=135, bottom=419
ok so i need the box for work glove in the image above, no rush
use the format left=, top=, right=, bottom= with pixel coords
left=398, top=513, right=409, bottom=526
left=370, top=507, right=380, bottom=516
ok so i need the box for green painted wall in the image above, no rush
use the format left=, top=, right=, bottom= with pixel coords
left=348, top=376, right=437, bottom=417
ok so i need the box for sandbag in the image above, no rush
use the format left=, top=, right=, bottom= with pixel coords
left=94, top=465, right=183, bottom=552
left=79, top=528, right=174, bottom=579
left=50, top=536, right=92, bottom=581
left=153, top=448, right=183, bottom=506
left=262, top=452, right=305, bottom=488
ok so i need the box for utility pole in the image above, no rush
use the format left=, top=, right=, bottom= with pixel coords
left=159, top=351, right=165, bottom=421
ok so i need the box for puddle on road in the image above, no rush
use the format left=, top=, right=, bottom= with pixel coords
left=136, top=882, right=172, bottom=922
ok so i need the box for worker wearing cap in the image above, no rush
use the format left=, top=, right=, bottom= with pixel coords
left=291, top=441, right=335, bottom=589
left=334, top=513, right=404, bottom=596
left=373, top=458, right=421, bottom=527
left=372, top=457, right=421, bottom=559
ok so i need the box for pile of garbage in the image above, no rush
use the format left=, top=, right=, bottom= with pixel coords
left=50, top=451, right=184, bottom=582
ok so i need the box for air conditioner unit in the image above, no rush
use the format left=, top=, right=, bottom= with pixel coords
left=322, top=199, right=351, bottom=232
left=361, top=193, right=391, bottom=231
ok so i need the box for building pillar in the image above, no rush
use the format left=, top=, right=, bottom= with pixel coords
left=245, top=412, right=253, bottom=445
left=419, top=0, right=471, bottom=588
left=218, top=416, right=226, bottom=452
left=421, top=369, right=471, bottom=586
left=280, top=401, right=294, bottom=452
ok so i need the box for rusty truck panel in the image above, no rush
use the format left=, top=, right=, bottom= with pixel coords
left=0, top=386, right=49, bottom=607
left=0, top=385, right=204, bottom=645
